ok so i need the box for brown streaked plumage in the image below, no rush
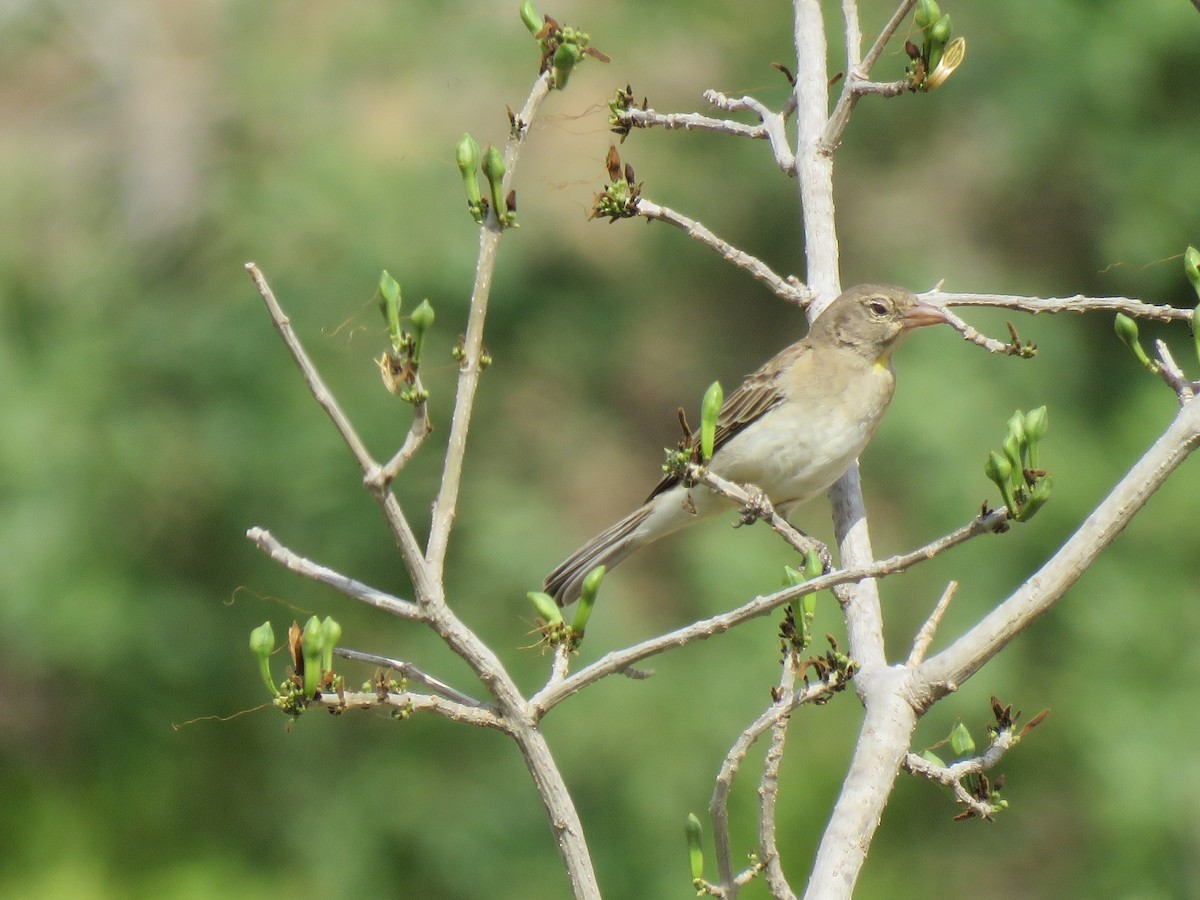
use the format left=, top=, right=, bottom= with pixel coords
left=544, top=284, right=947, bottom=605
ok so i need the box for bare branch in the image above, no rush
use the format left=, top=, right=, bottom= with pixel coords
left=1152, top=339, right=1197, bottom=401
left=312, top=688, right=506, bottom=730
left=703, top=90, right=796, bottom=173
left=531, top=508, right=1008, bottom=713
left=333, top=647, right=487, bottom=709
left=925, top=288, right=1193, bottom=322
left=427, top=72, right=554, bottom=577
left=636, top=199, right=811, bottom=306
left=919, top=398, right=1200, bottom=696
left=246, top=263, right=377, bottom=471
left=821, top=0, right=919, bottom=151
left=246, top=263, right=427, bottom=577
left=695, top=466, right=830, bottom=564
left=246, top=526, right=423, bottom=622
left=377, top=376, right=433, bottom=483
left=907, top=581, right=958, bottom=666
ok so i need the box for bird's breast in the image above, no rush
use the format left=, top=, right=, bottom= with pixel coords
left=710, top=362, right=895, bottom=509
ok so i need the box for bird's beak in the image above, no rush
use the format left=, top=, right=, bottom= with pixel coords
left=903, top=300, right=949, bottom=330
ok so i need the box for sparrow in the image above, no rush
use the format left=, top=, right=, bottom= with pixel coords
left=544, top=284, right=948, bottom=606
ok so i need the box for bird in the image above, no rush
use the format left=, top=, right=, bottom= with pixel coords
left=543, top=284, right=948, bottom=606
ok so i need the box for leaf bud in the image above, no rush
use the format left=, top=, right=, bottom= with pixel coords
left=552, top=41, right=581, bottom=89
left=914, top=0, right=941, bottom=29
left=528, top=591, right=564, bottom=626
left=1185, top=245, right=1200, bottom=295
left=572, top=565, right=605, bottom=635
left=300, top=615, right=324, bottom=697
left=320, top=616, right=341, bottom=676
left=699, top=381, right=723, bottom=462
left=250, top=621, right=279, bottom=697
left=685, top=813, right=704, bottom=881
left=519, top=0, right=544, bottom=36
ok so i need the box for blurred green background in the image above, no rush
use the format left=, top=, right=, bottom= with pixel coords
left=3, top=1, right=1200, bottom=897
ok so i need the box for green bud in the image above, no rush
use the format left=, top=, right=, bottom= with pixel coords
left=950, top=721, right=976, bottom=757
left=914, top=0, right=941, bottom=29
left=1006, top=410, right=1026, bottom=449
left=378, top=270, right=402, bottom=349
left=1114, top=313, right=1155, bottom=370
left=519, top=0, right=544, bottom=36
left=1002, top=433, right=1023, bottom=483
left=481, top=145, right=507, bottom=224
left=301, top=615, right=324, bottom=697
left=552, top=41, right=581, bottom=89
left=801, top=589, right=818, bottom=623
left=929, top=12, right=952, bottom=44
left=250, top=621, right=279, bottom=697
left=528, top=591, right=564, bottom=626
left=782, top=565, right=805, bottom=587
left=984, top=450, right=1012, bottom=488
left=455, top=132, right=480, bottom=175
left=572, top=565, right=605, bottom=635
left=699, top=381, right=723, bottom=462
left=685, top=813, right=704, bottom=881
left=921, top=749, right=946, bottom=768
left=1185, top=246, right=1200, bottom=297
left=803, top=548, right=824, bottom=581
left=1024, top=405, right=1048, bottom=469
left=410, top=299, right=435, bottom=365
left=320, top=616, right=341, bottom=676
left=1113, top=312, right=1139, bottom=348
left=456, top=134, right=484, bottom=220
left=1023, top=406, right=1048, bottom=443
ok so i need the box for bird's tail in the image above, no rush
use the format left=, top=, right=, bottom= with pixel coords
left=544, top=504, right=654, bottom=606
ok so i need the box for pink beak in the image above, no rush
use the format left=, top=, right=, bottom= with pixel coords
left=903, top=300, right=949, bottom=329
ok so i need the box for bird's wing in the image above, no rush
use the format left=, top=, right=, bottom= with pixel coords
left=646, top=341, right=802, bottom=500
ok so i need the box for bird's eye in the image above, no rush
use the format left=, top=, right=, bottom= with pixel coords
left=867, top=298, right=890, bottom=317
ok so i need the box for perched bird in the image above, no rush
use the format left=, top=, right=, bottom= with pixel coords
left=544, top=284, right=948, bottom=605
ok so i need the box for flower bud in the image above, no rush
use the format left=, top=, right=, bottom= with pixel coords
left=300, top=615, right=324, bottom=697
left=1023, top=406, right=1048, bottom=443
left=410, top=299, right=435, bottom=365
left=481, top=145, right=507, bottom=223
left=552, top=41, right=581, bottom=89
left=1185, top=245, right=1200, bottom=295
left=572, top=565, right=605, bottom=635
left=1114, top=313, right=1154, bottom=369
left=914, top=0, right=941, bottom=29
left=950, top=721, right=976, bottom=756
left=929, top=12, right=952, bottom=44
left=685, top=813, right=704, bottom=881
left=528, top=591, right=564, bottom=626
left=320, top=616, right=341, bottom=676
left=699, top=381, right=723, bottom=461
left=378, top=270, right=402, bottom=349
left=250, top=621, right=279, bottom=697
left=519, top=0, right=544, bottom=36
left=455, top=134, right=484, bottom=220
left=1006, top=410, right=1027, bottom=448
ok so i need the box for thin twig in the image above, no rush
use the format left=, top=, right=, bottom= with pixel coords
left=378, top=375, right=433, bottom=483
left=246, top=263, right=428, bottom=577
left=907, top=581, right=958, bottom=666
left=531, top=508, right=1008, bottom=713
left=1153, top=339, right=1197, bottom=402
left=246, top=263, right=377, bottom=471
left=247, top=526, right=423, bottom=622
left=312, top=688, right=506, bottom=730
left=636, top=199, right=811, bottom=305
left=821, top=0, right=919, bottom=151
left=758, top=670, right=799, bottom=900
left=694, top=467, right=831, bottom=567
left=903, top=728, right=1016, bottom=819
left=333, top=646, right=487, bottom=708
left=925, top=289, right=1193, bottom=322
left=711, top=671, right=848, bottom=896
left=703, top=90, right=797, bottom=173
left=427, top=72, right=553, bottom=577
